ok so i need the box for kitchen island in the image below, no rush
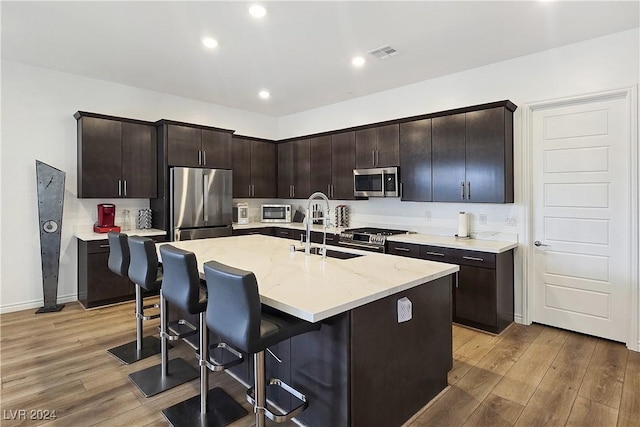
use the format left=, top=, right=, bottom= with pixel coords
left=160, top=235, right=458, bottom=427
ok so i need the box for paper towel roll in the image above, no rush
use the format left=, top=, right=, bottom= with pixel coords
left=457, top=212, right=469, bottom=238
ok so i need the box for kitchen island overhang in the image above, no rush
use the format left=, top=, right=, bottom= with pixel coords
left=157, top=235, right=458, bottom=427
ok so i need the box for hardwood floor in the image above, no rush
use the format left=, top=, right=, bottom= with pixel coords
left=1, top=301, right=639, bottom=426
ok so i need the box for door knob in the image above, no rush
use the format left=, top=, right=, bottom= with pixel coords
left=534, top=240, right=549, bottom=247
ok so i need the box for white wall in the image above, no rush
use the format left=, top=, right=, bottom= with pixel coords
left=277, top=28, right=640, bottom=323
left=0, top=61, right=278, bottom=312
left=1, top=28, right=638, bottom=318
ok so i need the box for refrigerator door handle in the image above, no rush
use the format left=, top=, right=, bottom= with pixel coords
left=203, top=172, right=209, bottom=222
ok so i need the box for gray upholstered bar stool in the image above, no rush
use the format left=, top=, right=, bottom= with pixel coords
left=160, top=245, right=247, bottom=427
left=106, top=232, right=163, bottom=364
left=127, top=238, right=199, bottom=397
left=204, top=260, right=322, bottom=427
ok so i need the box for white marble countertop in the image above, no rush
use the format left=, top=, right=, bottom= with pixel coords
left=233, top=221, right=343, bottom=234
left=74, top=227, right=167, bottom=241
left=158, top=235, right=458, bottom=322
left=232, top=222, right=516, bottom=253
left=387, top=234, right=517, bottom=253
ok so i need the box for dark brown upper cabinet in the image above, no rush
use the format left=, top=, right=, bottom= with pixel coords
left=309, top=136, right=332, bottom=195
left=308, top=133, right=356, bottom=200
left=231, top=136, right=277, bottom=198
left=331, top=131, right=357, bottom=200
left=399, top=119, right=432, bottom=202
left=277, top=139, right=310, bottom=199
left=355, top=124, right=399, bottom=169
left=75, top=112, right=157, bottom=198
left=432, top=103, right=515, bottom=203
left=165, top=123, right=232, bottom=169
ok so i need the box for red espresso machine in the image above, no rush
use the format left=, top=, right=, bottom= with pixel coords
left=93, top=203, right=121, bottom=233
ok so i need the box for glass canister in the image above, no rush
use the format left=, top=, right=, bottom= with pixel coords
left=121, top=209, right=131, bottom=231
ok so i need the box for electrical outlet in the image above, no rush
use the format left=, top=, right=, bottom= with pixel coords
left=505, top=216, right=517, bottom=227
left=424, top=211, right=431, bottom=222
left=397, top=297, right=412, bottom=323
left=479, top=214, right=487, bottom=225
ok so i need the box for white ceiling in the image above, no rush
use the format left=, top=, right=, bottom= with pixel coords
left=2, top=1, right=638, bottom=117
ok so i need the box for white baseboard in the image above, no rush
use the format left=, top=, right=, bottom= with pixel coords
left=0, top=294, right=77, bottom=314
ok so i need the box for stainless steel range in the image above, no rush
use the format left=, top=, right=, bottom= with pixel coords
left=338, top=227, right=409, bottom=253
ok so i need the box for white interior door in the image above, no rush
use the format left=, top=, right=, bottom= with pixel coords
left=532, top=95, right=631, bottom=342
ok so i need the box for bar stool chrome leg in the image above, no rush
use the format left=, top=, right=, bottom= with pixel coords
left=161, top=312, right=248, bottom=427
left=127, top=290, right=198, bottom=397
left=107, top=285, right=162, bottom=364
left=254, top=351, right=267, bottom=427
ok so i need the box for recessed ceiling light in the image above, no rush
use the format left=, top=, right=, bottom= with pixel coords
left=259, top=90, right=270, bottom=99
left=352, top=56, right=366, bottom=67
left=202, top=37, right=218, bottom=49
left=249, top=5, right=267, bottom=18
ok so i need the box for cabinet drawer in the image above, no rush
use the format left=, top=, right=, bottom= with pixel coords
left=86, top=239, right=111, bottom=254
left=419, top=245, right=496, bottom=269
left=311, top=231, right=339, bottom=245
left=387, top=242, right=421, bottom=258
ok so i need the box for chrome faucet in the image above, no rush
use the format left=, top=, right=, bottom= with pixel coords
left=305, top=192, right=331, bottom=258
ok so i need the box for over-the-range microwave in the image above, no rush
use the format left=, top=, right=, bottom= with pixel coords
left=353, top=167, right=399, bottom=197
left=261, top=204, right=292, bottom=223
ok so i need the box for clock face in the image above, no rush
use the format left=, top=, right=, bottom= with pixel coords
left=43, top=220, right=59, bottom=233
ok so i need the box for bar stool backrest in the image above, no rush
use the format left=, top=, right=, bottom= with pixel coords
left=107, top=232, right=130, bottom=278
left=128, top=236, right=161, bottom=292
left=159, top=245, right=203, bottom=314
left=204, top=260, right=262, bottom=354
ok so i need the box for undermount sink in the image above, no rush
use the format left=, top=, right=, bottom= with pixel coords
left=296, top=246, right=364, bottom=260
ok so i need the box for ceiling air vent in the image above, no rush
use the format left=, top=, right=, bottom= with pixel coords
left=367, top=45, right=399, bottom=60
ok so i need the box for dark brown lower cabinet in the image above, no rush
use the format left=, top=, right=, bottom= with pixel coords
left=77, top=234, right=165, bottom=309
left=388, top=241, right=514, bottom=334
left=232, top=227, right=274, bottom=237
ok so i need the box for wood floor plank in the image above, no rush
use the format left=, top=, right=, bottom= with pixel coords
left=578, top=340, right=627, bottom=409
left=462, top=393, right=524, bottom=427
left=618, top=349, right=640, bottom=424
left=491, top=327, right=569, bottom=406
left=513, top=362, right=586, bottom=426
left=454, top=332, right=501, bottom=365
left=411, top=385, right=480, bottom=427
left=566, top=396, right=619, bottom=427
left=554, top=332, right=598, bottom=368
left=448, top=355, right=474, bottom=385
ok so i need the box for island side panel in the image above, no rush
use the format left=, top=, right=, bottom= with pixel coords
left=350, top=275, right=452, bottom=427
left=291, top=313, right=350, bottom=427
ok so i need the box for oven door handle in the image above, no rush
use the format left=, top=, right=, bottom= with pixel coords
left=337, top=240, right=384, bottom=252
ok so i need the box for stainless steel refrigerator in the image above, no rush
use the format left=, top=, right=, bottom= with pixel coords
left=170, top=167, right=233, bottom=241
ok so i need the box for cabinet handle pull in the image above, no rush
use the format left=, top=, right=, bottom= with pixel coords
left=118, top=179, right=122, bottom=196
left=400, top=182, right=403, bottom=199
left=328, top=185, right=331, bottom=198
left=462, top=256, right=484, bottom=262
left=292, top=185, right=295, bottom=198
left=394, top=247, right=410, bottom=252
left=203, top=150, right=206, bottom=165
left=426, top=251, right=445, bottom=257
left=249, top=184, right=252, bottom=197
left=266, top=348, right=282, bottom=363
left=461, top=182, right=465, bottom=200
left=372, top=150, right=375, bottom=166
left=456, top=272, right=459, bottom=288
left=376, top=150, right=379, bottom=166
left=99, top=244, right=110, bottom=248
left=467, top=181, right=471, bottom=199
left=198, top=150, right=202, bottom=165
left=123, top=180, right=127, bottom=197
